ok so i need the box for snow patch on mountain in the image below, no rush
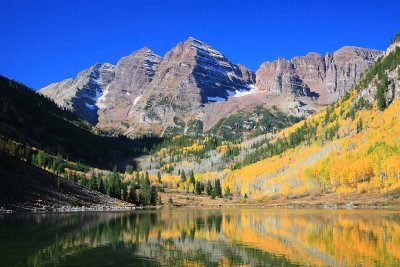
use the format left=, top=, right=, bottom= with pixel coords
left=133, top=94, right=142, bottom=106
left=97, top=84, right=110, bottom=109
left=208, top=96, right=226, bottom=102
left=230, top=85, right=259, bottom=97
left=85, top=102, right=97, bottom=110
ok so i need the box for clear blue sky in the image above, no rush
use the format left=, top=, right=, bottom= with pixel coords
left=1, top=0, right=399, bottom=89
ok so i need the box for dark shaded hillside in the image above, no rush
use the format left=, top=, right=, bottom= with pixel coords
left=0, top=151, right=123, bottom=212
left=0, top=75, right=161, bottom=169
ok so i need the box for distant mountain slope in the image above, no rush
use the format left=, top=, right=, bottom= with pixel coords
left=0, top=76, right=160, bottom=169
left=0, top=151, right=124, bottom=212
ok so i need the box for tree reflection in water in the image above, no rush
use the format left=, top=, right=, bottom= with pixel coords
left=1, top=209, right=400, bottom=267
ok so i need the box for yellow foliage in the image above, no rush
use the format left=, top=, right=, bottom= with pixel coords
left=221, top=97, right=400, bottom=198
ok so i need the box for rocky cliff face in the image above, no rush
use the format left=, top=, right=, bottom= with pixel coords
left=97, top=48, right=162, bottom=130
left=256, top=58, right=312, bottom=96
left=325, top=46, right=382, bottom=97
left=40, top=38, right=382, bottom=136
left=39, top=63, right=115, bottom=124
left=256, top=47, right=383, bottom=104
left=119, top=37, right=256, bottom=135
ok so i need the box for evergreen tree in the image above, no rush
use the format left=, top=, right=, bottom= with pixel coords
left=224, top=186, right=232, bottom=198
left=98, top=178, right=105, bottom=194
left=168, top=197, right=174, bottom=204
left=195, top=181, right=202, bottom=195
left=214, top=179, right=222, bottom=198
left=107, top=167, right=122, bottom=198
left=377, top=75, right=388, bottom=111
left=357, top=118, right=363, bottom=133
left=126, top=185, right=136, bottom=204
left=139, top=177, right=151, bottom=205
left=189, top=170, right=195, bottom=185
left=211, top=188, right=216, bottom=200
left=51, top=153, right=63, bottom=175
left=150, top=185, right=158, bottom=206
left=89, top=172, right=97, bottom=189
left=36, top=150, right=49, bottom=168
left=180, top=170, right=187, bottom=183
left=206, top=180, right=213, bottom=196
left=121, top=188, right=126, bottom=201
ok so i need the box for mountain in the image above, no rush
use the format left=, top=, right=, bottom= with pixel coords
left=97, top=48, right=162, bottom=131
left=0, top=76, right=160, bottom=169
left=122, top=37, right=256, bottom=136
left=40, top=63, right=115, bottom=124
left=205, top=47, right=382, bottom=132
left=40, top=38, right=382, bottom=137
left=139, top=36, right=400, bottom=205
left=218, top=40, right=400, bottom=201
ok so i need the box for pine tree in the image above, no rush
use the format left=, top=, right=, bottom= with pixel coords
left=224, top=186, right=232, bottom=198
left=180, top=170, right=187, bottom=183
left=108, top=167, right=122, bottom=198
left=98, top=178, right=105, bottom=194
left=357, top=118, right=363, bottom=133
left=126, top=185, right=136, bottom=204
left=195, top=181, right=202, bottom=195
left=377, top=74, right=388, bottom=111
left=211, top=189, right=216, bottom=200
left=36, top=150, right=48, bottom=168
left=139, top=177, right=151, bottom=205
left=189, top=170, right=195, bottom=185
left=121, top=188, right=126, bottom=201
left=214, top=179, right=222, bottom=198
left=206, top=180, right=213, bottom=195
left=51, top=153, right=63, bottom=175
left=150, top=185, right=158, bottom=206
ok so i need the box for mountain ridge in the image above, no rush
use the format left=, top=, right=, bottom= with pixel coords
left=39, top=37, right=383, bottom=137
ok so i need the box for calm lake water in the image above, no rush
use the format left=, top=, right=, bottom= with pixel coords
left=1, top=208, right=400, bottom=267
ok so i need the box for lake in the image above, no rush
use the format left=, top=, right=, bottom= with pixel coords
left=1, top=208, right=400, bottom=266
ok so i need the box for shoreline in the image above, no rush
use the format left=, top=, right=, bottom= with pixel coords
left=2, top=202, right=400, bottom=215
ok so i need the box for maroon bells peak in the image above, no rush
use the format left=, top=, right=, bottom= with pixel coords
left=40, top=38, right=382, bottom=136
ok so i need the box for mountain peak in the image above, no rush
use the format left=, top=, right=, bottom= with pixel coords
left=185, top=36, right=204, bottom=43
left=128, top=47, right=160, bottom=58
